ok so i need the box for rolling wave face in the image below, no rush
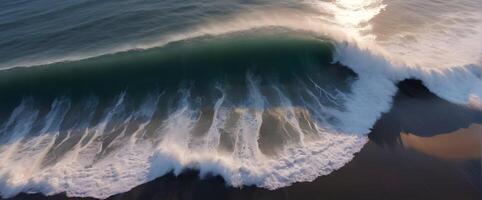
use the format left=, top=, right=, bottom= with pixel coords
left=0, top=33, right=375, bottom=198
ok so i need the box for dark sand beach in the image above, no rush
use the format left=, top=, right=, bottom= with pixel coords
left=4, top=80, right=481, bottom=200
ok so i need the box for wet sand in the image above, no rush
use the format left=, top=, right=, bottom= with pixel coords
left=4, top=79, right=482, bottom=200
left=400, top=124, right=481, bottom=160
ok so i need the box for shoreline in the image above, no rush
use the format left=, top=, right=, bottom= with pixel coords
left=3, top=79, right=481, bottom=200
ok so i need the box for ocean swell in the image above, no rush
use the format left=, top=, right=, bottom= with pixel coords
left=0, top=32, right=383, bottom=198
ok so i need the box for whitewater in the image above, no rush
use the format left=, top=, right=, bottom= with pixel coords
left=0, top=0, right=481, bottom=198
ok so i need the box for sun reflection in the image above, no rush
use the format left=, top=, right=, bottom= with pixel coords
left=306, top=0, right=386, bottom=39
left=332, top=0, right=386, bottom=27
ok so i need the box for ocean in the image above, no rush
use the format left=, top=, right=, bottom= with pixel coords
left=0, top=0, right=481, bottom=199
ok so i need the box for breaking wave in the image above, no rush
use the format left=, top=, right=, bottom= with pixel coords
left=0, top=0, right=481, bottom=199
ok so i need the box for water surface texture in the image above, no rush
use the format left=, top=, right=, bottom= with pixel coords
left=0, top=0, right=481, bottom=198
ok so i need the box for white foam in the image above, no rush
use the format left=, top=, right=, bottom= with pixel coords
left=0, top=72, right=371, bottom=199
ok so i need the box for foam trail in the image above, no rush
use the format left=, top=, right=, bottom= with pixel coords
left=100, top=93, right=161, bottom=155
left=75, top=93, right=127, bottom=167
left=0, top=72, right=375, bottom=199
left=271, top=84, right=306, bottom=144
left=0, top=102, right=38, bottom=160
left=203, top=86, right=226, bottom=150
left=13, top=98, right=71, bottom=168
left=0, top=99, right=37, bottom=144
left=157, top=88, right=198, bottom=151
left=233, top=73, right=265, bottom=162
left=57, top=98, right=98, bottom=165
left=298, top=79, right=337, bottom=129
left=129, top=92, right=163, bottom=142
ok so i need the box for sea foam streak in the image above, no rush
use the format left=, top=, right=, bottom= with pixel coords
left=0, top=0, right=481, bottom=198
left=0, top=70, right=372, bottom=198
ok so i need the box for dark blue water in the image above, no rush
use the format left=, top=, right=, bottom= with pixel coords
left=0, top=0, right=304, bottom=68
